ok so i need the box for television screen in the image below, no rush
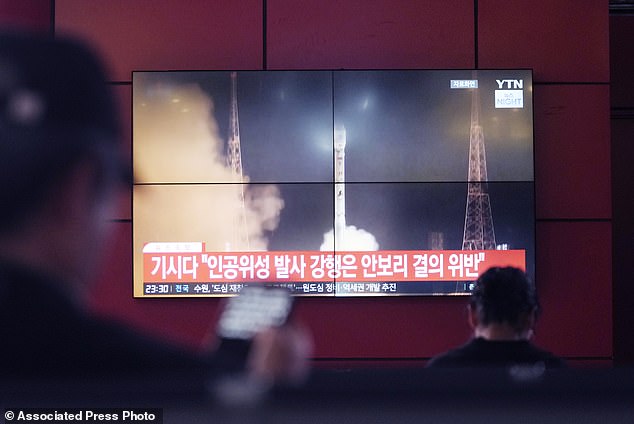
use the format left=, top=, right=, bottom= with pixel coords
left=132, top=69, right=533, bottom=297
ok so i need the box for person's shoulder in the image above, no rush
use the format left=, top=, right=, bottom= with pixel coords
left=522, top=342, right=566, bottom=368
left=426, top=338, right=566, bottom=369
left=0, top=261, right=212, bottom=378
left=426, top=340, right=478, bottom=368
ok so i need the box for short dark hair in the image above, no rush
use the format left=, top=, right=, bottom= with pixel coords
left=470, top=267, right=539, bottom=331
left=0, top=31, right=127, bottom=233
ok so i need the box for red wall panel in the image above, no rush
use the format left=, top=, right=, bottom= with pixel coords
left=267, top=0, right=474, bottom=69
left=295, top=297, right=472, bottom=359
left=0, top=0, right=50, bottom=32
left=55, top=0, right=264, bottom=81
left=535, top=221, right=612, bottom=358
left=479, top=0, right=609, bottom=83
left=534, top=85, right=611, bottom=219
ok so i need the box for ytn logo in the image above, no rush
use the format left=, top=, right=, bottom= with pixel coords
left=496, top=79, right=523, bottom=89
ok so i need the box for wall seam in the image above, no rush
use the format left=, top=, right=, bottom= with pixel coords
left=263, top=0, right=267, bottom=70
left=474, top=0, right=478, bottom=68
left=49, top=0, right=55, bottom=36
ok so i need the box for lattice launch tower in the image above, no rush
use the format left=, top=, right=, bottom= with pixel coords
left=462, top=73, right=496, bottom=250
left=226, top=72, right=250, bottom=250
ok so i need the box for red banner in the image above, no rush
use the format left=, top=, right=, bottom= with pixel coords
left=143, top=248, right=525, bottom=284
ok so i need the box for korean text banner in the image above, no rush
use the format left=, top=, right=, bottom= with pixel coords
left=144, top=248, right=524, bottom=284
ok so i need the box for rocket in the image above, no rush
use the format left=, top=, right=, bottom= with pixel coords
left=334, top=126, right=346, bottom=250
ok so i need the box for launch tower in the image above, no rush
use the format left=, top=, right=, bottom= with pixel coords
left=226, top=72, right=250, bottom=250
left=462, top=74, right=496, bottom=250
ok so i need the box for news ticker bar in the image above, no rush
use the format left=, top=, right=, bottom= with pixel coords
left=4, top=409, right=161, bottom=423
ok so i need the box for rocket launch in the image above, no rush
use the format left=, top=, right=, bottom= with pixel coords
left=334, top=126, right=346, bottom=250
left=320, top=126, right=378, bottom=252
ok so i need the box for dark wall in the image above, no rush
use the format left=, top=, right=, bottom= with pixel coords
left=611, top=12, right=634, bottom=366
left=0, top=0, right=616, bottom=366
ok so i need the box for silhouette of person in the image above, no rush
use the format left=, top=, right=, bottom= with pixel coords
left=0, top=30, right=310, bottom=389
left=426, top=266, right=565, bottom=369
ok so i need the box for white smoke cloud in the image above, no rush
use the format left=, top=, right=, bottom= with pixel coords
left=246, top=185, right=284, bottom=233
left=133, top=80, right=283, bottom=255
left=133, top=82, right=232, bottom=183
left=320, top=225, right=379, bottom=251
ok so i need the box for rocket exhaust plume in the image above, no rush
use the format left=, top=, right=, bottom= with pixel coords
left=133, top=80, right=284, bottom=261
left=320, top=126, right=378, bottom=252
